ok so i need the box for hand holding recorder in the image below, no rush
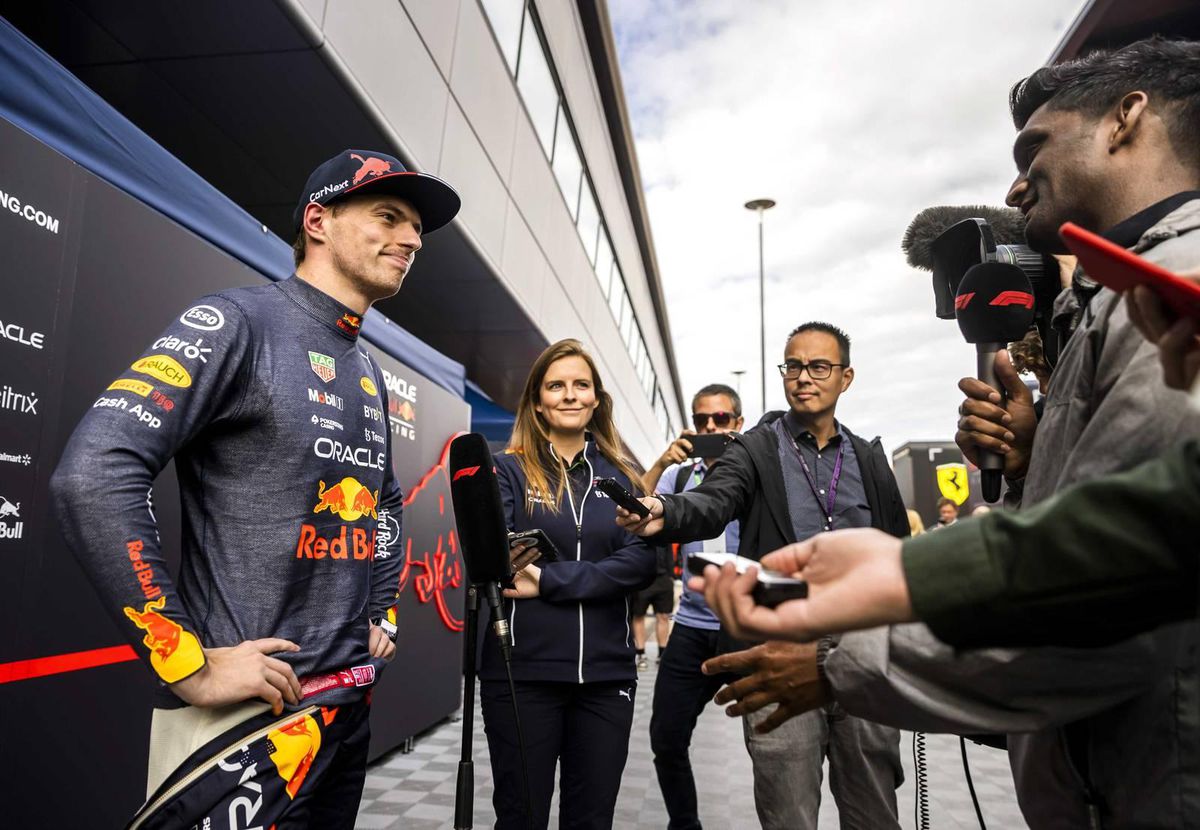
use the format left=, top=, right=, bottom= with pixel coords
left=687, top=529, right=914, bottom=643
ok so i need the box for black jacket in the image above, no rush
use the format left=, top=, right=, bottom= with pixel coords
left=656, top=411, right=910, bottom=556
left=481, top=443, right=657, bottom=684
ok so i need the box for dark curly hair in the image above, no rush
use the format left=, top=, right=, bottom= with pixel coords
left=1010, top=38, right=1200, bottom=169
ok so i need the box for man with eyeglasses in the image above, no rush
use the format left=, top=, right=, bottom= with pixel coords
left=618, top=322, right=909, bottom=830
left=639, top=383, right=744, bottom=830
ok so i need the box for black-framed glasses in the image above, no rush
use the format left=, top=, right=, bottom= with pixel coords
left=692, top=411, right=736, bottom=430
left=777, top=360, right=845, bottom=380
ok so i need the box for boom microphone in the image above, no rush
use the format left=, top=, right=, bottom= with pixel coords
left=955, top=263, right=1037, bottom=502
left=449, top=432, right=513, bottom=655
left=902, top=205, right=1027, bottom=271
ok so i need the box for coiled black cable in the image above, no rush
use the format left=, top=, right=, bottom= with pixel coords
left=913, top=732, right=930, bottom=830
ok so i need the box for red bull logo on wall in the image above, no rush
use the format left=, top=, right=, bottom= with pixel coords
left=312, top=477, right=379, bottom=521
left=122, top=596, right=205, bottom=683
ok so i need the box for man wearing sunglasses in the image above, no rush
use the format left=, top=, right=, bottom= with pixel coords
left=618, top=322, right=909, bottom=830
left=639, top=383, right=744, bottom=830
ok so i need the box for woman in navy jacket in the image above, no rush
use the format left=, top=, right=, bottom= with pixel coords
left=481, top=338, right=657, bottom=829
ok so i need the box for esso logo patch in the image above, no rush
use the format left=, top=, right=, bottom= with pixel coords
left=180, top=305, right=225, bottom=331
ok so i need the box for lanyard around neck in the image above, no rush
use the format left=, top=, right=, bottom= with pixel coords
left=783, top=433, right=844, bottom=532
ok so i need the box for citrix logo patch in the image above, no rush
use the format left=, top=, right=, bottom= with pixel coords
left=0, top=386, right=37, bottom=415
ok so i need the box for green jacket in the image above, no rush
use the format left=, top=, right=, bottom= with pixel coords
left=904, top=441, right=1200, bottom=649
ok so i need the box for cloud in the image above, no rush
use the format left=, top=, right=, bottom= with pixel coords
left=610, top=0, right=1081, bottom=459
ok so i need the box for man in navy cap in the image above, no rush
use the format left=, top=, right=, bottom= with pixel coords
left=51, top=150, right=459, bottom=828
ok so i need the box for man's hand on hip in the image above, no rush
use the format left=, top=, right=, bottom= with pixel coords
left=171, top=638, right=302, bottom=715
left=701, top=641, right=831, bottom=734
left=955, top=349, right=1036, bottom=480
left=369, top=624, right=397, bottom=661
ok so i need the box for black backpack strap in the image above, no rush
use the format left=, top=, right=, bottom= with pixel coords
left=673, top=461, right=697, bottom=495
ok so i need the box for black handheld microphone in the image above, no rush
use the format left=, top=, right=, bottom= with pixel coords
left=955, top=263, right=1037, bottom=502
left=449, top=433, right=514, bottom=658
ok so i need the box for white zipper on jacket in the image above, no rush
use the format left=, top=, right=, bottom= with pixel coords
left=557, top=443, right=593, bottom=685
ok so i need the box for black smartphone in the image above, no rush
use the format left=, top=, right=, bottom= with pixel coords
left=508, top=528, right=560, bottom=563
left=593, top=477, right=651, bottom=518
left=685, top=433, right=731, bottom=459
left=685, top=551, right=809, bottom=608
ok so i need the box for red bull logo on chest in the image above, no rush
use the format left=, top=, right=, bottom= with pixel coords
left=313, top=477, right=379, bottom=521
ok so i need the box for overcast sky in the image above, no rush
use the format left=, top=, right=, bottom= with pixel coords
left=609, top=0, right=1083, bottom=457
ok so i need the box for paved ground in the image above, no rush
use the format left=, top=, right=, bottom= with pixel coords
left=356, top=642, right=1026, bottom=829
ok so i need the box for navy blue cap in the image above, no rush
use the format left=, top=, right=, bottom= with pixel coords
left=294, top=149, right=460, bottom=234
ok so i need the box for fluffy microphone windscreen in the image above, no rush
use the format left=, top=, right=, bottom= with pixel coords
left=449, top=433, right=512, bottom=586
left=955, top=262, right=1037, bottom=344
left=903, top=205, right=1027, bottom=271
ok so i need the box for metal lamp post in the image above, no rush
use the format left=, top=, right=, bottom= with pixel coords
left=744, top=198, right=776, bottom=414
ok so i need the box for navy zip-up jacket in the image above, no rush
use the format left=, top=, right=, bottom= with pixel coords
left=50, top=276, right=405, bottom=708
left=480, top=442, right=656, bottom=684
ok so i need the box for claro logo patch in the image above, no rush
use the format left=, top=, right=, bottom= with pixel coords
left=131, top=355, right=192, bottom=388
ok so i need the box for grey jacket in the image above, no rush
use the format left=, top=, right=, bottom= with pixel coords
left=825, top=199, right=1200, bottom=829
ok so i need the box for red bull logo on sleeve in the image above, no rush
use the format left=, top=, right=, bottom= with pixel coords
left=313, top=477, right=379, bottom=521
left=122, top=596, right=205, bottom=683
left=268, top=712, right=323, bottom=799
left=126, top=539, right=162, bottom=600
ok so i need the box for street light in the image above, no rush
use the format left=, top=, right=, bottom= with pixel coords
left=744, top=198, right=776, bottom=414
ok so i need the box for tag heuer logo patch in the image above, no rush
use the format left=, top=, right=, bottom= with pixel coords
left=309, top=351, right=336, bottom=383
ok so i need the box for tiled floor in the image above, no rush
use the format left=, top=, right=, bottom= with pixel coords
left=356, top=643, right=1026, bottom=829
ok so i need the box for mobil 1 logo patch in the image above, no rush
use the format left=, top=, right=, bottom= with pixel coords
left=180, top=304, right=224, bottom=332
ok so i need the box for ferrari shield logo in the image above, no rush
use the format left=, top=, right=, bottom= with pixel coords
left=308, top=351, right=336, bottom=384
left=936, top=463, right=969, bottom=505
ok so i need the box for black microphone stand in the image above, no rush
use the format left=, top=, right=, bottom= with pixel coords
left=454, top=582, right=532, bottom=830
left=454, top=585, right=479, bottom=830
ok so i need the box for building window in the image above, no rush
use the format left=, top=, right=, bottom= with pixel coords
left=608, top=267, right=625, bottom=319
left=593, top=231, right=614, bottom=299
left=479, top=0, right=524, bottom=72
left=515, top=11, right=558, bottom=156
left=551, top=105, right=582, bottom=219
left=576, top=181, right=600, bottom=264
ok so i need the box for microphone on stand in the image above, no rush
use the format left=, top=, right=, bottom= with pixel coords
left=448, top=432, right=533, bottom=830
left=954, top=263, right=1037, bottom=502
left=449, top=432, right=514, bottom=658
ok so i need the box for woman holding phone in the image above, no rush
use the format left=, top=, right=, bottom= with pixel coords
left=481, top=338, right=657, bottom=829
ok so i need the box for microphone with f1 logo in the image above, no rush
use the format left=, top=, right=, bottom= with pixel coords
left=449, top=432, right=514, bottom=658
left=954, top=262, right=1037, bottom=502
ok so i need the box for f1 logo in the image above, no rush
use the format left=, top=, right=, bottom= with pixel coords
left=990, top=291, right=1035, bottom=309
left=954, top=292, right=975, bottom=311
left=453, top=466, right=481, bottom=481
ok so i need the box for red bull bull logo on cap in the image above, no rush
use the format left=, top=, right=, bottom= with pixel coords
left=313, top=477, right=379, bottom=521
left=350, top=153, right=392, bottom=184
left=123, top=596, right=205, bottom=683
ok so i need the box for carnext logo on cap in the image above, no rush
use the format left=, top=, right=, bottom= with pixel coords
left=310, top=180, right=350, bottom=202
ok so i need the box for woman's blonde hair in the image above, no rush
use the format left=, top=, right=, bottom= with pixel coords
left=507, top=339, right=644, bottom=512
left=907, top=509, right=926, bottom=536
